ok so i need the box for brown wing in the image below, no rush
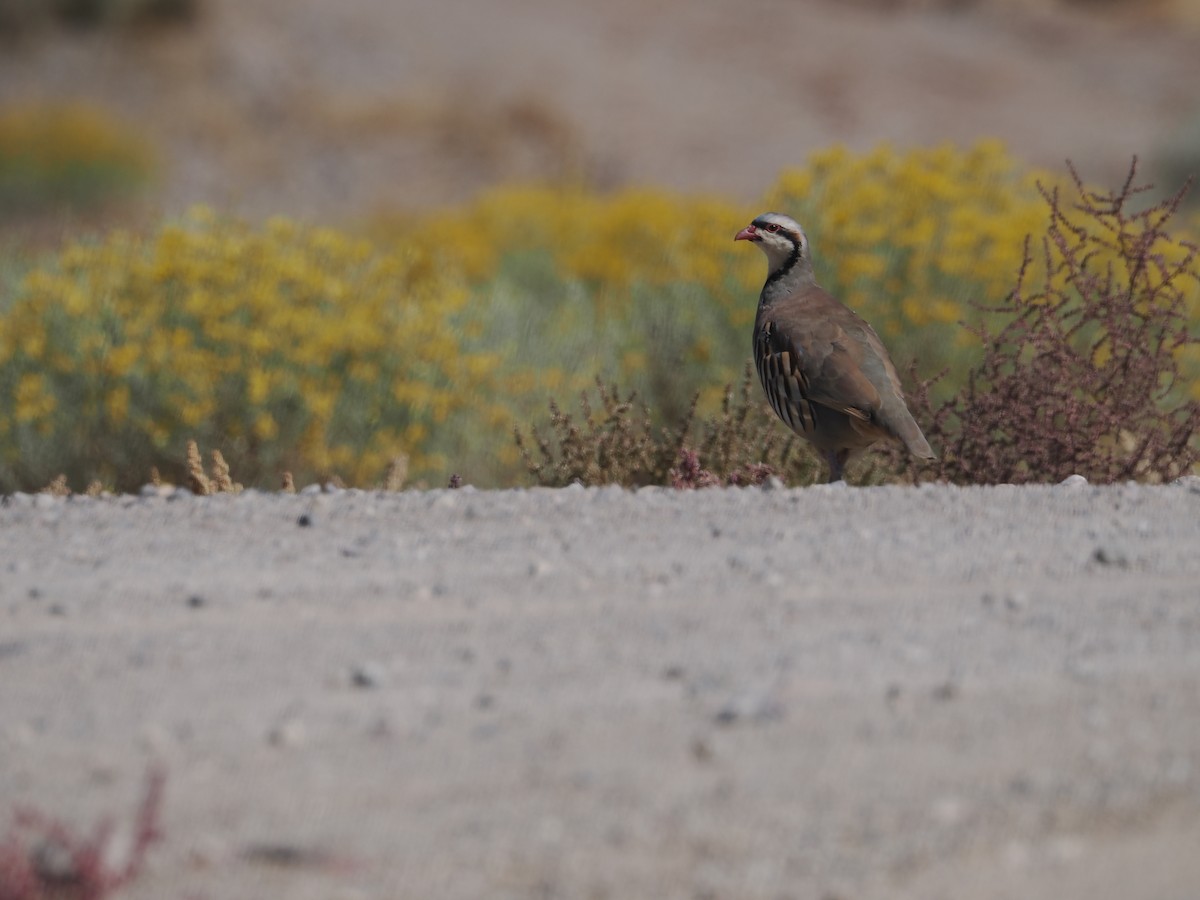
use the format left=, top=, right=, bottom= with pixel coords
left=755, top=308, right=882, bottom=430
left=755, top=284, right=935, bottom=457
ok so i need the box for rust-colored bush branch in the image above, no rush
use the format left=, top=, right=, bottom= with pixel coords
left=912, top=157, right=1199, bottom=484
left=514, top=368, right=824, bottom=488
left=0, top=768, right=165, bottom=900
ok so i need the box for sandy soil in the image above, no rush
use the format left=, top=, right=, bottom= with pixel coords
left=1, top=0, right=1199, bottom=221
left=3, top=480, right=1199, bottom=899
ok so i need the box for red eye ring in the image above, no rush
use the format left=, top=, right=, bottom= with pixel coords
left=765, top=223, right=781, bottom=233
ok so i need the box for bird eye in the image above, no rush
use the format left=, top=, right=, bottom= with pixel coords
left=765, top=223, right=781, bottom=233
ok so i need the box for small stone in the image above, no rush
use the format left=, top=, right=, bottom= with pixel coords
left=762, top=475, right=785, bottom=491
left=268, top=719, right=306, bottom=747
left=1170, top=475, right=1200, bottom=493
left=350, top=662, right=384, bottom=689
left=300, top=484, right=322, bottom=495
left=1004, top=591, right=1028, bottom=611
left=296, top=513, right=314, bottom=528
left=32, top=839, right=76, bottom=882
left=932, top=681, right=958, bottom=701
left=988, top=592, right=1027, bottom=614
left=1092, top=544, right=1129, bottom=568
left=1059, top=473, right=1088, bottom=487
left=714, top=687, right=783, bottom=725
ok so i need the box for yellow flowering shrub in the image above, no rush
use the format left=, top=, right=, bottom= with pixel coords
left=0, top=209, right=494, bottom=490
left=0, top=103, right=156, bottom=213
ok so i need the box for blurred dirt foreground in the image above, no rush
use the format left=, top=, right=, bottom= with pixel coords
left=2, top=482, right=1200, bottom=899
left=1, top=0, right=1199, bottom=220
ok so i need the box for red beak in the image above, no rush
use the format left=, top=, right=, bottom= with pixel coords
left=734, top=225, right=758, bottom=242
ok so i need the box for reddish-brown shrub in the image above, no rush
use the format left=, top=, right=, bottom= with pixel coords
left=910, top=158, right=1199, bottom=484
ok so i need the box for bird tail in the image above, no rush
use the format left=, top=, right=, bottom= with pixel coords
left=903, top=427, right=936, bottom=461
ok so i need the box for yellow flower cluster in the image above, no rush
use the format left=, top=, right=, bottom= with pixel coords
left=0, top=208, right=496, bottom=488
left=0, top=102, right=156, bottom=209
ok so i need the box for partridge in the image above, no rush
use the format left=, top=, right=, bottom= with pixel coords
left=735, top=212, right=934, bottom=482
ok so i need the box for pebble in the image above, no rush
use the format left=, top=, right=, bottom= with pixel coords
left=1172, top=474, right=1200, bottom=492
left=931, top=681, right=959, bottom=701
left=268, top=718, right=306, bottom=748
left=1059, top=473, right=1088, bottom=487
left=1004, top=591, right=1028, bottom=610
left=984, top=590, right=1028, bottom=610
left=350, top=662, right=385, bottom=689
left=1092, top=544, right=1129, bottom=568
left=714, top=687, right=783, bottom=725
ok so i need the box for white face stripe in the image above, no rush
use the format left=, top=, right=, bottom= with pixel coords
left=751, top=213, right=807, bottom=255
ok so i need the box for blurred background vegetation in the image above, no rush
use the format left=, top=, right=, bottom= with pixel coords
left=0, top=0, right=1196, bottom=490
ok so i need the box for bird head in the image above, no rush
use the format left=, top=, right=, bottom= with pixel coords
left=735, top=212, right=815, bottom=294
left=735, top=212, right=809, bottom=267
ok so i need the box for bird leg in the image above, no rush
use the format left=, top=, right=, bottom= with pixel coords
left=825, top=448, right=851, bottom=484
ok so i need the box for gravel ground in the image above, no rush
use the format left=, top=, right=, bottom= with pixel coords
left=2, top=480, right=1200, bottom=899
